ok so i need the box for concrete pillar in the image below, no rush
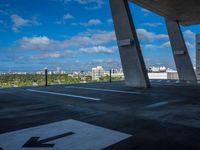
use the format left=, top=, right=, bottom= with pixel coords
left=165, top=19, right=197, bottom=84
left=196, top=35, right=200, bottom=80
left=109, top=0, right=150, bottom=88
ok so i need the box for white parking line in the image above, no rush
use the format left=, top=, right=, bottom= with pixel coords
left=65, top=86, right=141, bottom=95
left=146, top=101, right=169, bottom=108
left=146, top=99, right=184, bottom=108
left=27, top=89, right=101, bottom=101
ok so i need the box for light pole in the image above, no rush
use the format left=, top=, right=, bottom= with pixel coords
left=44, top=68, right=48, bottom=86
left=110, top=69, right=112, bottom=83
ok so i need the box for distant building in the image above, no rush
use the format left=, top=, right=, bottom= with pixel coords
left=110, top=69, right=118, bottom=74
left=148, top=68, right=179, bottom=80
left=148, top=66, right=167, bottom=73
left=166, top=69, right=179, bottom=80
left=92, top=66, right=105, bottom=80
left=104, top=68, right=124, bottom=78
left=148, top=72, right=167, bottom=79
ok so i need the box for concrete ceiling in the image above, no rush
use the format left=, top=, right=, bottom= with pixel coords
left=129, top=0, right=200, bottom=26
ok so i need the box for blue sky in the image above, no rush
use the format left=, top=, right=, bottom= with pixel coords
left=0, top=0, right=200, bottom=72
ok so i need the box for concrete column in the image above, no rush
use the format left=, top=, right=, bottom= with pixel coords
left=165, top=19, right=197, bottom=84
left=196, top=35, right=200, bottom=80
left=109, top=0, right=150, bottom=88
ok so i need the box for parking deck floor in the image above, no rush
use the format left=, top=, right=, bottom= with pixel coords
left=0, top=80, right=200, bottom=150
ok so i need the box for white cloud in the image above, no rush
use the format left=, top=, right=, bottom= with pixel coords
left=17, top=46, right=117, bottom=60
left=184, top=30, right=195, bottom=39
left=78, top=29, right=110, bottom=36
left=185, top=41, right=194, bottom=49
left=79, top=19, right=102, bottom=26
left=17, top=50, right=73, bottom=60
left=20, top=36, right=52, bottom=50
left=72, top=0, right=104, bottom=9
left=10, top=27, right=177, bottom=59
left=82, top=29, right=168, bottom=43
left=144, top=41, right=193, bottom=50
left=141, top=8, right=151, bottom=16
left=17, top=29, right=172, bottom=52
left=79, top=46, right=117, bottom=54
left=55, top=13, right=74, bottom=25
left=161, top=41, right=171, bottom=48
left=11, top=14, right=40, bottom=32
left=52, top=0, right=104, bottom=9
left=18, top=30, right=116, bottom=51
left=144, top=41, right=171, bottom=50
left=141, top=8, right=151, bottom=13
left=136, top=28, right=168, bottom=41
left=16, top=45, right=118, bottom=60
left=72, top=19, right=102, bottom=26
left=14, top=30, right=117, bottom=61
left=182, top=30, right=195, bottom=49
left=63, top=13, right=74, bottom=19
left=142, top=22, right=162, bottom=27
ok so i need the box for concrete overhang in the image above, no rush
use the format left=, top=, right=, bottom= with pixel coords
left=129, top=0, right=200, bottom=26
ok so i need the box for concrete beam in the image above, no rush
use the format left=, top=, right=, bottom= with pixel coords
left=129, top=0, right=200, bottom=26
left=109, top=0, right=150, bottom=88
left=165, top=19, right=197, bottom=84
left=196, top=34, right=200, bottom=80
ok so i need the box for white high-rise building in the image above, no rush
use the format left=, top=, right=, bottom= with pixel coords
left=92, top=66, right=105, bottom=80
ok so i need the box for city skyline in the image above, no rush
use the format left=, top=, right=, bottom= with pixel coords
left=0, top=0, right=200, bottom=71
left=0, top=65, right=176, bottom=75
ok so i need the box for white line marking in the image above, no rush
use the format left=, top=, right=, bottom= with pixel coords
left=65, top=86, right=141, bottom=95
left=27, top=89, right=101, bottom=101
left=146, top=99, right=184, bottom=108
left=146, top=101, right=169, bottom=108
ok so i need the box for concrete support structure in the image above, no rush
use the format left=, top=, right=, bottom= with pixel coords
left=109, top=0, right=150, bottom=88
left=196, top=35, right=200, bottom=80
left=165, top=19, right=197, bottom=84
